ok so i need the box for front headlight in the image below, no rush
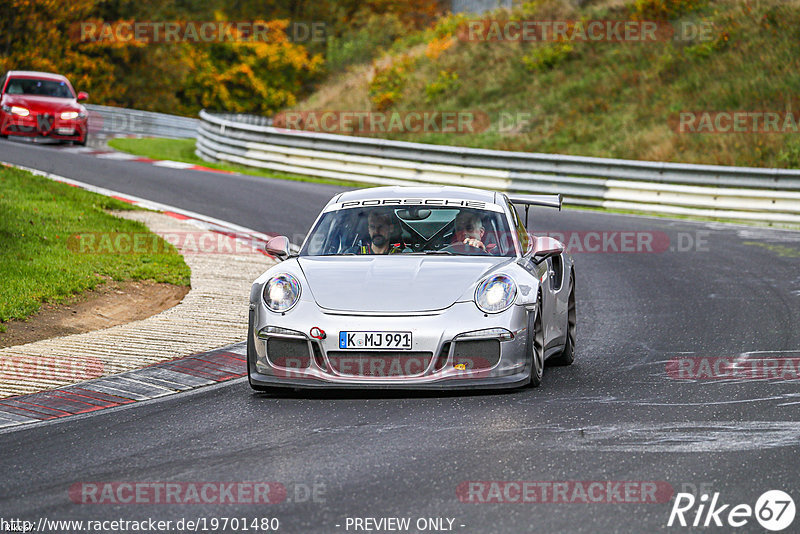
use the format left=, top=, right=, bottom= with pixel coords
left=3, top=105, right=30, bottom=117
left=475, top=274, right=517, bottom=313
left=60, top=111, right=80, bottom=120
left=263, top=274, right=301, bottom=312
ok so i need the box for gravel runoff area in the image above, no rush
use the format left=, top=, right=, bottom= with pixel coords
left=0, top=210, right=274, bottom=398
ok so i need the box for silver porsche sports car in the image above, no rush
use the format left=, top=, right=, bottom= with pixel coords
left=247, top=186, right=576, bottom=390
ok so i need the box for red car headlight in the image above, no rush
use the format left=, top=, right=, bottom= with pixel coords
left=2, top=105, right=30, bottom=117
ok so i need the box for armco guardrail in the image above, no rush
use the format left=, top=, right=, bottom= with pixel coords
left=196, top=110, right=800, bottom=223
left=86, top=104, right=199, bottom=139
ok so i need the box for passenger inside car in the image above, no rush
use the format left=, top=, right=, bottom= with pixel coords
left=446, top=209, right=502, bottom=254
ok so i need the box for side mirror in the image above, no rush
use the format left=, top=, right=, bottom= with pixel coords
left=265, top=235, right=291, bottom=260
left=532, top=236, right=565, bottom=263
left=524, top=232, right=536, bottom=256
left=77, top=91, right=89, bottom=101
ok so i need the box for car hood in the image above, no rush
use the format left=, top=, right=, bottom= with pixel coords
left=298, top=256, right=513, bottom=313
left=2, top=94, right=80, bottom=114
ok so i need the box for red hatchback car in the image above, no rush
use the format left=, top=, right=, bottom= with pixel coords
left=0, top=70, right=89, bottom=145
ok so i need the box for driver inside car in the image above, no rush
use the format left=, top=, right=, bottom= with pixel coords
left=356, top=209, right=407, bottom=254
left=452, top=210, right=489, bottom=252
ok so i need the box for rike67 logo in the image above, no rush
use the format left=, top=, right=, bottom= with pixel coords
left=668, top=490, right=795, bottom=531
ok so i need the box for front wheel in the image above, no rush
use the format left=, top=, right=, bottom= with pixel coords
left=548, top=271, right=576, bottom=366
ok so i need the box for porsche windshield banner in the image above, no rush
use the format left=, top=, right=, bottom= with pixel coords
left=326, top=199, right=503, bottom=213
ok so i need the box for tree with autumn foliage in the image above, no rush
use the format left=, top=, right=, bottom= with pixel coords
left=0, top=0, right=444, bottom=116
left=178, top=19, right=323, bottom=114
left=0, top=0, right=118, bottom=102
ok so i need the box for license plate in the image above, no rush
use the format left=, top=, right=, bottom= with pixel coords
left=339, top=331, right=412, bottom=350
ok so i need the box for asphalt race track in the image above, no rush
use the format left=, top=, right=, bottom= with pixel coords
left=1, top=139, right=800, bottom=533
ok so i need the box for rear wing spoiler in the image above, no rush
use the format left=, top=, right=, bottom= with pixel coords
left=506, top=194, right=562, bottom=227
left=506, top=194, right=562, bottom=211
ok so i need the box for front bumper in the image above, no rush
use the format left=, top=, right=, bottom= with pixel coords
left=0, top=112, right=87, bottom=141
left=247, top=300, right=532, bottom=390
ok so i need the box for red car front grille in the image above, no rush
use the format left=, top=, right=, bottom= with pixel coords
left=36, top=113, right=55, bottom=132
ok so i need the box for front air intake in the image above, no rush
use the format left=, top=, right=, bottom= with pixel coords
left=266, top=338, right=311, bottom=369
left=453, top=339, right=501, bottom=370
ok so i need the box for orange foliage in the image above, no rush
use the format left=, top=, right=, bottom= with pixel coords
left=1, top=4, right=322, bottom=115
left=425, top=35, right=454, bottom=60
left=0, top=0, right=441, bottom=116
left=356, top=0, right=442, bottom=30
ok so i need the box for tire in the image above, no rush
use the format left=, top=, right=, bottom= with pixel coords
left=548, top=271, right=576, bottom=366
left=526, top=296, right=545, bottom=387
left=75, top=133, right=87, bottom=146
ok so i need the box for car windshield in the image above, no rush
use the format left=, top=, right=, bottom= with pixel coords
left=300, top=205, right=517, bottom=257
left=5, top=78, right=73, bottom=98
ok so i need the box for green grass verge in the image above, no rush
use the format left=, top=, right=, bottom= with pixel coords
left=109, top=137, right=198, bottom=162
left=107, top=137, right=367, bottom=188
left=0, top=165, right=191, bottom=328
